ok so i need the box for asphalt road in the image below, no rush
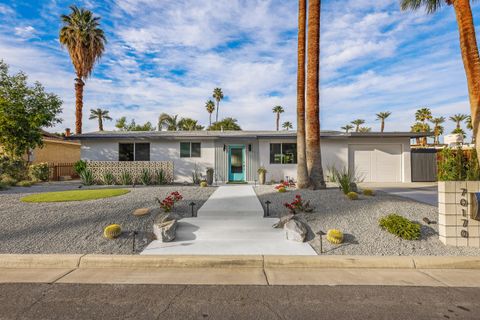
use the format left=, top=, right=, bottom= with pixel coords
left=0, top=284, right=479, bottom=320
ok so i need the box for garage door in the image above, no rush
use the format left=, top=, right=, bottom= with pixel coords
left=349, top=144, right=402, bottom=182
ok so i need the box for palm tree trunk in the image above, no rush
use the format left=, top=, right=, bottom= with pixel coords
left=215, top=101, right=219, bottom=123
left=453, top=0, right=480, bottom=163
left=99, top=117, right=103, bottom=131
left=296, top=0, right=309, bottom=189
left=209, top=113, right=212, bottom=127
left=306, top=0, right=326, bottom=190
left=276, top=113, right=280, bottom=131
left=381, top=120, right=385, bottom=133
left=74, top=78, right=85, bottom=135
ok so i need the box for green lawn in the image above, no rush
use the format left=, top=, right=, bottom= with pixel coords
left=21, top=189, right=130, bottom=203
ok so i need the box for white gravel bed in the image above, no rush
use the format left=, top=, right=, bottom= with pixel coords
left=255, top=185, right=480, bottom=256
left=0, top=183, right=215, bottom=254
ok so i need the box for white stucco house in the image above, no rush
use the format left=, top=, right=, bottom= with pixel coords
left=72, top=130, right=426, bottom=183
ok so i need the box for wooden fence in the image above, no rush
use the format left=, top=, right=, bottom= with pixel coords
left=48, top=163, right=78, bottom=181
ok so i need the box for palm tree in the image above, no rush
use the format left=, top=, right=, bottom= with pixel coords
left=358, top=127, right=372, bottom=133
left=296, top=0, right=309, bottom=189
left=411, top=122, right=431, bottom=146
left=178, top=118, right=203, bottom=131
left=415, top=107, right=433, bottom=124
left=401, top=0, right=480, bottom=163
left=205, top=100, right=215, bottom=126
left=158, top=113, right=179, bottom=131
left=466, top=115, right=475, bottom=143
left=430, top=116, right=446, bottom=144
left=282, top=121, right=293, bottom=131
left=341, top=124, right=354, bottom=133
left=208, top=118, right=241, bottom=131
left=272, top=106, right=285, bottom=131
left=60, top=6, right=106, bottom=135
left=450, top=113, right=468, bottom=130
left=89, top=108, right=111, bottom=131
left=351, top=119, right=365, bottom=132
left=305, top=0, right=326, bottom=190
left=213, top=88, right=224, bottom=123
left=376, top=111, right=391, bottom=133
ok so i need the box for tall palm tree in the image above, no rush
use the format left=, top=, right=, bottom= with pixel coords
left=411, top=122, right=431, bottom=146
left=466, top=115, right=475, bottom=143
left=205, top=100, right=215, bottom=126
left=89, top=108, right=111, bottom=131
left=158, top=113, right=179, bottom=131
left=296, top=0, right=309, bottom=189
left=341, top=124, right=354, bottom=133
left=272, top=105, right=285, bottom=131
left=359, top=127, right=372, bottom=133
left=430, top=116, right=445, bottom=144
left=401, top=0, right=480, bottom=162
left=351, top=119, right=365, bottom=132
left=376, top=111, right=391, bottom=133
left=282, top=121, right=293, bottom=131
left=450, top=113, right=468, bottom=129
left=213, top=88, right=224, bottom=123
left=415, top=107, right=433, bottom=124
left=60, top=6, right=106, bottom=135
left=305, top=0, right=326, bottom=190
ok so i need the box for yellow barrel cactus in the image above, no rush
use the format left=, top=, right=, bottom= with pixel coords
left=326, top=229, right=344, bottom=244
left=103, top=224, right=122, bottom=239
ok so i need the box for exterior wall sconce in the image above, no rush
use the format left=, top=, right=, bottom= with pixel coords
left=223, top=144, right=226, bottom=151
left=248, top=144, right=252, bottom=152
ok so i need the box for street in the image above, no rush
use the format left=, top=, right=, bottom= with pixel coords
left=0, top=284, right=478, bottom=320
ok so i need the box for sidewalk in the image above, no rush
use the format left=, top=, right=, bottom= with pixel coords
left=141, top=185, right=316, bottom=255
left=1, top=254, right=480, bottom=287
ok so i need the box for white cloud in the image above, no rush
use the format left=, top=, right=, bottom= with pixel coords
left=14, top=26, right=37, bottom=39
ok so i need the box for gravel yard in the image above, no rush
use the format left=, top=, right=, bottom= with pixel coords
left=0, top=182, right=215, bottom=254
left=255, top=185, right=480, bottom=256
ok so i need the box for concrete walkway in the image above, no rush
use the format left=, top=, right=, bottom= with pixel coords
left=359, top=182, right=438, bottom=206
left=142, top=185, right=317, bottom=255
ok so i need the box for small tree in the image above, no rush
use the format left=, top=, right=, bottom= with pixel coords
left=0, top=60, right=62, bottom=157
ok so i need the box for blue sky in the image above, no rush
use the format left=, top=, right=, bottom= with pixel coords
left=0, top=0, right=479, bottom=135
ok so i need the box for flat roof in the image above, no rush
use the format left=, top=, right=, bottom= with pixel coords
left=69, top=130, right=430, bottom=140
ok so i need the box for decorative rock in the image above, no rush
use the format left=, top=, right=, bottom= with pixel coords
left=272, top=214, right=294, bottom=229
left=155, top=212, right=182, bottom=224
left=284, top=219, right=307, bottom=242
left=133, top=208, right=151, bottom=216
left=153, top=220, right=178, bottom=242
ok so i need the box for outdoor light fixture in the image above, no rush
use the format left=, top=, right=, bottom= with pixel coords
left=316, top=230, right=326, bottom=254
left=265, top=200, right=271, bottom=217
left=131, top=231, right=138, bottom=253
left=190, top=202, right=197, bottom=217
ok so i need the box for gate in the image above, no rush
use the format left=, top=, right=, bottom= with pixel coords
left=411, top=149, right=437, bottom=182
left=48, top=163, right=78, bottom=181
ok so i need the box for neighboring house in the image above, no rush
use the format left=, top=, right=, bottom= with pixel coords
left=28, top=130, right=81, bottom=164
left=73, top=130, right=426, bottom=183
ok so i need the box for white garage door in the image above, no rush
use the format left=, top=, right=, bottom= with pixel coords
left=349, top=144, right=402, bottom=182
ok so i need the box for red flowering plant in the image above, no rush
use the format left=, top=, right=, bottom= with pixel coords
left=274, top=180, right=296, bottom=193
left=283, top=194, right=313, bottom=214
left=156, top=191, right=183, bottom=212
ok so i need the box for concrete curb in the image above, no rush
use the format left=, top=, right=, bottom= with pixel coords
left=1, top=254, right=479, bottom=270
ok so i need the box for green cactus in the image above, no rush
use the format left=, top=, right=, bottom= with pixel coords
left=363, top=189, right=375, bottom=196
left=326, top=229, right=344, bottom=244
left=103, top=224, right=122, bottom=239
left=346, top=192, right=358, bottom=200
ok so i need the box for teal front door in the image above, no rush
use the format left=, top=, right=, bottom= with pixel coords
left=228, top=146, right=245, bottom=182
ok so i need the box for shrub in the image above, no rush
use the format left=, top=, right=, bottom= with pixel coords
left=284, top=194, right=314, bottom=214
left=103, top=224, right=122, bottom=239
left=0, top=181, right=9, bottom=190
left=16, top=180, right=33, bottom=187
left=79, top=169, right=94, bottom=186
left=1, top=176, right=17, bottom=186
left=331, top=166, right=362, bottom=194
left=119, top=171, right=133, bottom=185
left=379, top=214, right=420, bottom=240
left=155, top=191, right=183, bottom=212
left=191, top=164, right=201, bottom=184
left=0, top=156, right=28, bottom=180
left=346, top=192, right=358, bottom=200
left=277, top=186, right=287, bottom=193
left=139, top=168, right=152, bottom=185
left=326, top=229, right=344, bottom=244
left=29, top=162, right=49, bottom=181
left=102, top=172, right=115, bottom=185
left=73, top=160, right=87, bottom=175
left=257, top=167, right=267, bottom=174
left=466, top=149, right=480, bottom=181
left=200, top=181, right=208, bottom=187
left=363, top=189, right=375, bottom=196
left=155, top=169, right=166, bottom=185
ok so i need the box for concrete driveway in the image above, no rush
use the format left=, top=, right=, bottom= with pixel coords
left=358, top=182, right=438, bottom=206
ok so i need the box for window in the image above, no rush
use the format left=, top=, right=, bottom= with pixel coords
left=270, top=143, right=297, bottom=164
left=180, top=142, right=201, bottom=158
left=119, top=143, right=150, bottom=161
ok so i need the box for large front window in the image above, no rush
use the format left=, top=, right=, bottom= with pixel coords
left=119, top=143, right=150, bottom=161
left=180, top=142, right=201, bottom=158
left=270, top=143, right=297, bottom=164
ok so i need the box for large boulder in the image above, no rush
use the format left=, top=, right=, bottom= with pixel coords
left=272, top=214, right=294, bottom=229
left=153, top=220, right=178, bottom=242
left=155, top=212, right=182, bottom=224
left=284, top=219, right=307, bottom=242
